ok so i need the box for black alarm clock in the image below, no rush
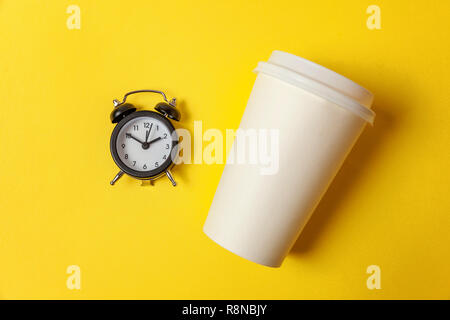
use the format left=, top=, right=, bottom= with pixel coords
left=109, top=90, right=181, bottom=186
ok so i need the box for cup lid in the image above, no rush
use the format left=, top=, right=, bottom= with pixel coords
left=254, top=50, right=375, bottom=124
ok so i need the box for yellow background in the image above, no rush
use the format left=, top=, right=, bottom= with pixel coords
left=0, top=0, right=449, bottom=299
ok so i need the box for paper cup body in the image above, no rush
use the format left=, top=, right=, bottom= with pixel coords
left=203, top=51, right=375, bottom=267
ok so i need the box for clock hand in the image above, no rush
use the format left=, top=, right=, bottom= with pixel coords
left=148, top=136, right=162, bottom=145
left=145, top=123, right=153, bottom=143
left=126, top=133, right=145, bottom=145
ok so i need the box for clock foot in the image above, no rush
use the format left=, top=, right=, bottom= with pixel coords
left=110, top=171, right=124, bottom=185
left=166, top=170, right=177, bottom=187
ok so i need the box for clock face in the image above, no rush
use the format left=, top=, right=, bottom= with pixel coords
left=110, top=111, right=177, bottom=178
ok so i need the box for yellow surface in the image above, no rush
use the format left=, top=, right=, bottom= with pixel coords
left=0, top=0, right=449, bottom=299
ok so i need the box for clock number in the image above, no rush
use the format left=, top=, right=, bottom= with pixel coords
left=156, top=125, right=159, bottom=131
left=121, top=144, right=125, bottom=148
left=155, top=162, right=159, bottom=167
left=132, top=161, right=136, bottom=166
left=143, top=164, right=147, bottom=170
left=124, top=154, right=128, bottom=159
left=133, top=125, right=139, bottom=131
left=163, top=133, right=167, bottom=139
left=166, top=144, right=169, bottom=149
left=144, top=122, right=150, bottom=128
left=163, top=155, right=167, bottom=160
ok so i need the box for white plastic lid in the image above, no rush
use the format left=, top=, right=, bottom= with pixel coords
left=254, top=50, right=375, bottom=124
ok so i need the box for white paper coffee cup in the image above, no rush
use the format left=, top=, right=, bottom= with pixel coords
left=203, top=50, right=375, bottom=267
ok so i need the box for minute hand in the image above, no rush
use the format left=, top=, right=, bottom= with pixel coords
left=126, top=133, right=145, bottom=145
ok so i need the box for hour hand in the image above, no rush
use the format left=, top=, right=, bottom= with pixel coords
left=148, top=136, right=162, bottom=145
left=126, top=133, right=144, bottom=145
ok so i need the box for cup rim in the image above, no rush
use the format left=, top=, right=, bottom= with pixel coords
left=254, top=51, right=376, bottom=125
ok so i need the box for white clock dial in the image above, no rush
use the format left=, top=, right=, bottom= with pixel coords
left=116, top=115, right=174, bottom=172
